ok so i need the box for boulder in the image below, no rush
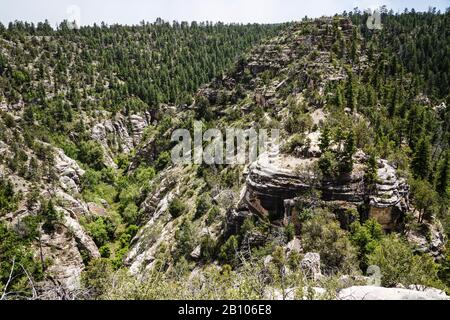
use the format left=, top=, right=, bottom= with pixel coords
left=225, top=209, right=253, bottom=236
left=54, top=148, right=85, bottom=194
left=407, top=221, right=446, bottom=258
left=87, top=202, right=107, bottom=217
left=190, top=245, right=202, bottom=260
left=286, top=238, right=302, bottom=254
left=338, top=286, right=450, bottom=300
left=300, top=252, right=322, bottom=280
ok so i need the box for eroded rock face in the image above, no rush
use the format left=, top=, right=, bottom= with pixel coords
left=244, top=146, right=409, bottom=231
left=1, top=144, right=99, bottom=294
left=54, top=148, right=85, bottom=195
left=91, top=111, right=152, bottom=167
left=125, top=167, right=181, bottom=275
left=406, top=220, right=446, bottom=258
left=38, top=225, right=85, bottom=292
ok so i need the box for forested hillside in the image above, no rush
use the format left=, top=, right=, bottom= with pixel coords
left=0, top=9, right=449, bottom=300
left=0, top=19, right=283, bottom=298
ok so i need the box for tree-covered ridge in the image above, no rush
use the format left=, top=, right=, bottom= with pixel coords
left=0, top=19, right=284, bottom=111
left=344, top=10, right=449, bottom=205
left=142, top=10, right=449, bottom=297
left=0, top=19, right=285, bottom=298
left=0, top=19, right=284, bottom=198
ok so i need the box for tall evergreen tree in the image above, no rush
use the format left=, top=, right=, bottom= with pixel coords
left=411, top=137, right=432, bottom=180
left=339, top=131, right=356, bottom=175
left=436, top=151, right=449, bottom=197
left=319, top=125, right=331, bottom=153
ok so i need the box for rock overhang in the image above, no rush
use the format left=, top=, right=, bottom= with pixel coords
left=244, top=148, right=410, bottom=230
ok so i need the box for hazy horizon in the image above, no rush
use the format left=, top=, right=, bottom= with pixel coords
left=1, top=0, right=449, bottom=27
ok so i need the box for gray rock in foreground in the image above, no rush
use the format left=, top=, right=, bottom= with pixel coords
left=338, top=286, right=450, bottom=300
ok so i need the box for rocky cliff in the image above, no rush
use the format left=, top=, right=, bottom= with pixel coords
left=0, top=142, right=100, bottom=292
left=242, top=141, right=409, bottom=232
left=90, top=111, right=153, bottom=168
left=124, top=17, right=447, bottom=282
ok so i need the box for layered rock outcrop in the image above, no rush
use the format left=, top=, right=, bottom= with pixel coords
left=240, top=141, right=409, bottom=232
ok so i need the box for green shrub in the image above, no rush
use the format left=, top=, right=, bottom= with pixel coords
left=0, top=221, right=44, bottom=297
left=118, top=233, right=131, bottom=249
left=219, top=235, right=238, bottom=266
left=86, top=218, right=109, bottom=247
left=12, top=69, right=29, bottom=85
left=367, top=234, right=443, bottom=288
left=135, top=165, right=156, bottom=184
left=99, top=245, right=111, bottom=258
left=201, top=235, right=216, bottom=261
left=283, top=133, right=306, bottom=154
left=0, top=178, right=18, bottom=214
left=41, top=200, right=61, bottom=233
left=118, top=183, right=140, bottom=205
left=350, top=219, right=383, bottom=269
left=155, top=151, right=171, bottom=171
left=126, top=225, right=139, bottom=238
left=438, top=245, right=450, bottom=291
left=195, top=194, right=212, bottom=219
left=169, top=197, right=187, bottom=218
left=207, top=206, right=221, bottom=225
left=285, top=223, right=296, bottom=241
left=302, top=209, right=358, bottom=274
left=410, top=179, right=438, bottom=223
left=122, top=202, right=139, bottom=225
left=112, top=247, right=128, bottom=270
left=78, top=140, right=105, bottom=170
left=2, top=112, right=16, bottom=128
left=318, top=151, right=338, bottom=178
left=220, top=168, right=240, bottom=188
left=240, top=218, right=255, bottom=237
left=175, top=219, right=195, bottom=259
left=82, top=258, right=113, bottom=298
left=81, top=169, right=102, bottom=191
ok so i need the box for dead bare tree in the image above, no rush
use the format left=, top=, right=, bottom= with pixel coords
left=1, top=258, right=15, bottom=300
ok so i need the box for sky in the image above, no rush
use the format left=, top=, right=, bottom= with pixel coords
left=0, top=0, right=449, bottom=26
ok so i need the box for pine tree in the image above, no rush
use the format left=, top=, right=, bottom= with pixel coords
left=41, top=200, right=60, bottom=232
left=335, top=85, right=345, bottom=108
left=339, top=131, right=356, bottom=175
left=345, top=72, right=357, bottom=111
left=23, top=106, right=34, bottom=125
left=436, top=151, right=449, bottom=198
left=319, top=125, right=331, bottom=153
left=364, top=152, right=378, bottom=193
left=411, top=137, right=432, bottom=180
left=174, top=219, right=195, bottom=258
left=388, top=86, right=397, bottom=117
left=350, top=28, right=359, bottom=64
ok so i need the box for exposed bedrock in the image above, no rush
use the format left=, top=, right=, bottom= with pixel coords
left=238, top=147, right=410, bottom=232
left=91, top=111, right=152, bottom=167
